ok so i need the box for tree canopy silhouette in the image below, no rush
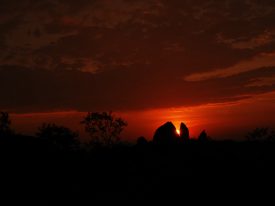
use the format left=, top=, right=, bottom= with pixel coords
left=36, top=123, right=78, bottom=149
left=81, top=112, right=127, bottom=146
left=0, top=112, right=13, bottom=137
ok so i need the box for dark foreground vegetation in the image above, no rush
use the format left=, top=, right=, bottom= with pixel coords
left=2, top=137, right=275, bottom=204
left=0, top=112, right=275, bottom=204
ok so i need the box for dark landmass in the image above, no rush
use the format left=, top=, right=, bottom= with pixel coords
left=1, top=134, right=275, bottom=205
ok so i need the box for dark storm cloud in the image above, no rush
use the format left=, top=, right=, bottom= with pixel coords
left=1, top=0, right=275, bottom=112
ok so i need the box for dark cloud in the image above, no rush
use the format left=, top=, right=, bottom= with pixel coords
left=0, top=0, right=275, bottom=112
left=1, top=64, right=274, bottom=113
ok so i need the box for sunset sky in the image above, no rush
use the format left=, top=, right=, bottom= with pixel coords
left=1, top=0, right=275, bottom=141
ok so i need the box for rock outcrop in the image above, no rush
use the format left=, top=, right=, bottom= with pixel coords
left=180, top=122, right=189, bottom=141
left=153, top=122, right=178, bottom=144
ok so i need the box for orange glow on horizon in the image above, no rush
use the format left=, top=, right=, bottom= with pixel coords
left=9, top=91, right=275, bottom=141
left=176, top=129, right=180, bottom=135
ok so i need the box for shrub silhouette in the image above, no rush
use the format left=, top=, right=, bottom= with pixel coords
left=81, top=111, right=127, bottom=146
left=0, top=112, right=13, bottom=137
left=136, top=136, right=148, bottom=146
left=36, top=123, right=78, bottom=149
left=246, top=127, right=275, bottom=141
left=198, top=130, right=209, bottom=142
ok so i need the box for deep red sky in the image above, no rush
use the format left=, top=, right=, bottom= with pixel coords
left=1, top=0, right=275, bottom=141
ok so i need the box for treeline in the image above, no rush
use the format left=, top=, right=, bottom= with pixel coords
left=1, top=111, right=275, bottom=152
left=1, top=112, right=275, bottom=204
left=0, top=111, right=127, bottom=151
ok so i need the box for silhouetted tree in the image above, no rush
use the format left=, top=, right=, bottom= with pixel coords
left=36, top=123, right=78, bottom=149
left=153, top=122, right=178, bottom=144
left=198, top=130, right=209, bottom=142
left=246, top=127, right=275, bottom=141
left=0, top=112, right=13, bottom=137
left=137, top=136, right=148, bottom=146
left=180, top=122, right=189, bottom=141
left=81, top=112, right=127, bottom=146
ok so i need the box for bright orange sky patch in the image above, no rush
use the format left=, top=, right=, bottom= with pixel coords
left=10, top=91, right=275, bottom=142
